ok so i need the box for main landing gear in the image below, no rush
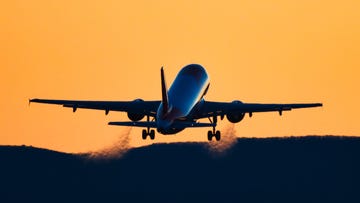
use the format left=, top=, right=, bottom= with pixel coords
left=142, top=129, right=155, bottom=140
left=142, top=115, right=155, bottom=140
left=207, top=116, right=221, bottom=141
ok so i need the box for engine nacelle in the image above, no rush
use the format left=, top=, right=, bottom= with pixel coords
left=226, top=113, right=245, bottom=123
left=127, top=99, right=145, bottom=121
left=226, top=100, right=245, bottom=123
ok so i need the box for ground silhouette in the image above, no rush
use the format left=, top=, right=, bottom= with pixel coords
left=1, top=136, right=359, bottom=203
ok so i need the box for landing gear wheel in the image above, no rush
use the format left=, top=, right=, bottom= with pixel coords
left=149, top=130, right=155, bottom=140
left=141, top=116, right=156, bottom=140
left=215, top=130, right=221, bottom=141
left=207, top=115, right=221, bottom=142
left=207, top=130, right=213, bottom=141
left=142, top=129, right=147, bottom=140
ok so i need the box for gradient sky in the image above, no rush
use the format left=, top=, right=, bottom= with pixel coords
left=1, top=0, right=359, bottom=153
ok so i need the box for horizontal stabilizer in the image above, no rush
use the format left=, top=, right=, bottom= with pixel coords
left=108, top=121, right=157, bottom=128
left=173, top=122, right=216, bottom=128
left=108, top=121, right=216, bottom=128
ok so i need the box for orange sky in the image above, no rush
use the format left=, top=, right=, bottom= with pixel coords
left=1, top=0, right=359, bottom=153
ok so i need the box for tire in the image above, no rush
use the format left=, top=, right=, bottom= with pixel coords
left=215, top=130, right=221, bottom=141
left=207, top=131, right=213, bottom=141
left=142, top=129, right=147, bottom=140
left=150, top=130, right=155, bottom=140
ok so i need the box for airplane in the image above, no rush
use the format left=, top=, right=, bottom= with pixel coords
left=30, top=64, right=322, bottom=141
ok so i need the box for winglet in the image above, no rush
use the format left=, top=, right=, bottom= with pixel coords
left=161, top=67, right=169, bottom=115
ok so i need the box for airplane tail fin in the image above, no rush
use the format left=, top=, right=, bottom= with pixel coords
left=161, top=67, right=169, bottom=114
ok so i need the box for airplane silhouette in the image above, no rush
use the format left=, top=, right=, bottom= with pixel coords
left=30, top=64, right=322, bottom=141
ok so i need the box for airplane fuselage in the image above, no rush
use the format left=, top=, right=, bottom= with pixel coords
left=156, top=64, right=210, bottom=134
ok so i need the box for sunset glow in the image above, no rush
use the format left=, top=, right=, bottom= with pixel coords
left=1, top=1, right=359, bottom=152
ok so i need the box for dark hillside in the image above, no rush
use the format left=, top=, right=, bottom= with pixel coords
left=1, top=136, right=359, bottom=203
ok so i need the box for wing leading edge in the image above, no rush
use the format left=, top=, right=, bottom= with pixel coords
left=196, top=101, right=322, bottom=118
left=29, top=98, right=160, bottom=116
left=30, top=98, right=322, bottom=120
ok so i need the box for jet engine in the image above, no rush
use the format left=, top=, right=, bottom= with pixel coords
left=127, top=99, right=145, bottom=121
left=226, top=100, right=245, bottom=123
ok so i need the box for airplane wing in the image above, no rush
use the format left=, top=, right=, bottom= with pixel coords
left=196, top=101, right=322, bottom=118
left=29, top=98, right=161, bottom=117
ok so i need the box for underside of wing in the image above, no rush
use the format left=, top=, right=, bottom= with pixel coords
left=195, top=101, right=322, bottom=119
left=29, top=98, right=160, bottom=117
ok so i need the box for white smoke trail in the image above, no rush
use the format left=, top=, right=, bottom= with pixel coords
left=87, top=127, right=132, bottom=160
left=206, top=124, right=238, bottom=156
